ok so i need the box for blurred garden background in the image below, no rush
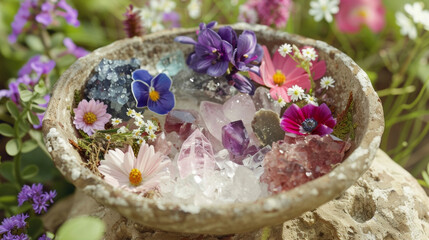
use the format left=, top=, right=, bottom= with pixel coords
left=0, top=0, right=429, bottom=239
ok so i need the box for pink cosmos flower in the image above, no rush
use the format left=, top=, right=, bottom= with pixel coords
left=73, top=99, right=111, bottom=136
left=249, top=45, right=326, bottom=101
left=238, top=0, right=292, bottom=28
left=335, top=0, right=386, bottom=33
left=98, top=143, right=170, bottom=193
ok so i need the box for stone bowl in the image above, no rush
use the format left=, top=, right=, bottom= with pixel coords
left=42, top=23, right=384, bottom=234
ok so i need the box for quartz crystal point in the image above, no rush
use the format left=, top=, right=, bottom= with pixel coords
left=261, top=134, right=351, bottom=193
left=177, top=129, right=216, bottom=178
left=222, top=120, right=250, bottom=156
left=164, top=109, right=200, bottom=140
left=252, top=87, right=281, bottom=115
left=84, top=58, right=141, bottom=119
left=199, top=101, right=229, bottom=141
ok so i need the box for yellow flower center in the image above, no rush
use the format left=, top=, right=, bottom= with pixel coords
left=83, top=112, right=97, bottom=124
left=273, top=70, right=286, bottom=86
left=357, top=9, right=368, bottom=18
left=149, top=88, right=160, bottom=102
left=129, top=168, right=142, bottom=185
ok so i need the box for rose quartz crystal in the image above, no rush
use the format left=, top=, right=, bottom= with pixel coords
left=261, top=134, right=351, bottom=193
left=177, top=129, right=216, bottom=178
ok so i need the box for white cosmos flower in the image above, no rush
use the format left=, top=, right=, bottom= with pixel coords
left=320, top=76, right=335, bottom=89
left=287, top=85, right=305, bottom=102
left=309, top=0, right=340, bottom=23
left=278, top=43, right=292, bottom=57
left=396, top=12, right=417, bottom=40
left=98, top=144, right=170, bottom=193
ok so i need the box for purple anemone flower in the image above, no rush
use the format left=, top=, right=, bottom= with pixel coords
left=232, top=30, right=263, bottom=74
left=280, top=103, right=336, bottom=136
left=18, top=184, right=56, bottom=214
left=131, top=69, right=175, bottom=115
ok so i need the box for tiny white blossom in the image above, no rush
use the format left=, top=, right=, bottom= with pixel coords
left=404, top=2, right=425, bottom=24
left=396, top=12, right=418, bottom=40
left=287, top=85, right=305, bottom=102
left=304, top=95, right=319, bottom=106
left=132, top=129, right=141, bottom=139
left=148, top=132, right=157, bottom=141
left=275, top=96, right=287, bottom=108
left=320, top=76, right=335, bottom=89
left=145, top=120, right=158, bottom=133
left=126, top=108, right=136, bottom=117
left=188, top=0, right=202, bottom=19
left=302, top=47, right=318, bottom=61
left=309, top=0, right=340, bottom=23
left=278, top=43, right=292, bottom=57
left=133, top=112, right=143, bottom=120
left=150, top=0, right=176, bottom=13
left=105, top=134, right=111, bottom=141
left=136, top=138, right=145, bottom=145
left=134, top=118, right=145, bottom=127
left=117, top=126, right=129, bottom=134
left=422, top=11, right=429, bottom=31
left=111, top=118, right=122, bottom=126
left=292, top=45, right=304, bottom=60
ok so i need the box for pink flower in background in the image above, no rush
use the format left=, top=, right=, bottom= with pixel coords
left=335, top=0, right=386, bottom=33
left=249, top=45, right=326, bottom=101
left=238, top=0, right=292, bottom=28
left=73, top=99, right=111, bottom=136
left=98, top=144, right=170, bottom=193
left=62, top=38, right=89, bottom=58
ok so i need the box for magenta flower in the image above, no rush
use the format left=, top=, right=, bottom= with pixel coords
left=335, top=0, right=386, bottom=33
left=73, top=99, right=112, bottom=136
left=239, top=0, right=292, bottom=28
left=280, top=103, right=336, bottom=136
left=249, top=45, right=326, bottom=101
left=98, top=143, right=170, bottom=193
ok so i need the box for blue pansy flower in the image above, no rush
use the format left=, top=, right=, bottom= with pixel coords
left=131, top=69, right=175, bottom=115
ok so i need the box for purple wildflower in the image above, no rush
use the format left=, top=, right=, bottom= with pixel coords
left=1, top=232, right=29, bottom=240
left=131, top=70, right=175, bottom=115
left=18, top=55, right=55, bottom=80
left=280, top=103, right=336, bottom=136
left=56, top=0, right=80, bottom=27
left=62, top=38, right=89, bottom=58
left=232, top=30, right=262, bottom=74
left=33, top=94, right=50, bottom=129
left=239, top=0, right=292, bottom=28
left=226, top=72, right=255, bottom=95
left=17, top=184, right=56, bottom=214
left=0, top=213, right=29, bottom=239
left=8, top=0, right=37, bottom=43
left=163, top=11, right=181, bottom=28
left=37, top=234, right=51, bottom=240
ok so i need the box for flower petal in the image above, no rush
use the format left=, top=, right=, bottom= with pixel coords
left=207, top=61, right=229, bottom=77
left=236, top=30, right=257, bottom=57
left=311, top=60, right=326, bottom=80
left=198, top=28, right=222, bottom=49
left=152, top=73, right=172, bottom=92
left=174, top=36, right=196, bottom=45
left=132, top=69, right=152, bottom=84
left=218, top=26, right=237, bottom=47
left=228, top=72, right=255, bottom=95
left=148, top=91, right=175, bottom=115
left=131, top=80, right=150, bottom=108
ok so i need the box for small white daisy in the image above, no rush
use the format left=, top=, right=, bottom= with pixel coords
left=287, top=85, right=305, bottom=102
left=117, top=126, right=129, bottom=134
left=145, top=120, right=158, bottom=133
left=404, top=2, right=425, bottom=24
left=126, top=108, right=136, bottom=117
left=136, top=138, right=145, bottom=145
left=134, top=118, right=145, bottom=127
left=304, top=95, right=319, bottom=106
left=105, top=134, right=112, bottom=141
left=278, top=43, right=292, bottom=57
left=132, top=129, right=142, bottom=139
left=320, top=76, right=336, bottom=89
left=133, top=112, right=143, bottom=120
left=302, top=47, right=318, bottom=62
left=396, top=11, right=418, bottom=40
left=275, top=96, right=287, bottom=108
left=309, top=0, right=340, bottom=23
left=148, top=132, right=157, bottom=141
left=187, top=0, right=202, bottom=19
left=111, top=118, right=122, bottom=126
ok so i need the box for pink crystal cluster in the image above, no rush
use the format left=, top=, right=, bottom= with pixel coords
left=261, top=134, right=351, bottom=193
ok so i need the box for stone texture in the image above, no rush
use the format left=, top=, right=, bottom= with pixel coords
left=43, top=24, right=384, bottom=234
left=42, top=150, right=429, bottom=239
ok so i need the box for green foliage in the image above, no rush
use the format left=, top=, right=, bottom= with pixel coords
left=55, top=216, right=106, bottom=240
left=332, top=93, right=355, bottom=141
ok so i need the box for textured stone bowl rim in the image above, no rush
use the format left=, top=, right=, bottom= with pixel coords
left=43, top=23, right=384, bottom=234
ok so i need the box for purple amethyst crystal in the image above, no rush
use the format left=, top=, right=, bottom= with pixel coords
left=222, top=120, right=250, bottom=156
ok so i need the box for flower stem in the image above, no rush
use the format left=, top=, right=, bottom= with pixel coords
left=38, top=25, right=60, bottom=88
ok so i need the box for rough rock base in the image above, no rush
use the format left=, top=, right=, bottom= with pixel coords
left=43, top=150, right=429, bottom=239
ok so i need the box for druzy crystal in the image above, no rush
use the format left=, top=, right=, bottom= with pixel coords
left=177, top=129, right=216, bottom=178
left=261, top=134, right=351, bottom=193
left=84, top=58, right=141, bottom=119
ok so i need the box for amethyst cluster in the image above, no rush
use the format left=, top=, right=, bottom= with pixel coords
left=175, top=22, right=263, bottom=95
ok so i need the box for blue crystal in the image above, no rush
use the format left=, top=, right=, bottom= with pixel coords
left=84, top=58, right=141, bottom=119
left=156, top=50, right=186, bottom=77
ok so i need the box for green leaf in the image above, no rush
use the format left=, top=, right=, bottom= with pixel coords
left=18, top=120, right=30, bottom=138
left=20, top=89, right=33, bottom=102
left=56, top=216, right=105, bottom=240
left=27, top=111, right=40, bottom=126
left=33, top=97, right=47, bottom=105
left=18, top=83, right=28, bottom=92
left=25, top=35, right=44, bottom=52
left=0, top=195, right=16, bottom=204
left=22, top=140, right=38, bottom=153
left=6, top=100, right=19, bottom=119
left=0, top=123, right=14, bottom=137
left=28, top=217, right=44, bottom=240
left=0, top=162, right=14, bottom=182
left=31, top=104, right=46, bottom=113
left=6, top=139, right=19, bottom=156
left=22, top=164, right=39, bottom=180
left=34, top=81, right=47, bottom=95
left=422, top=171, right=429, bottom=185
